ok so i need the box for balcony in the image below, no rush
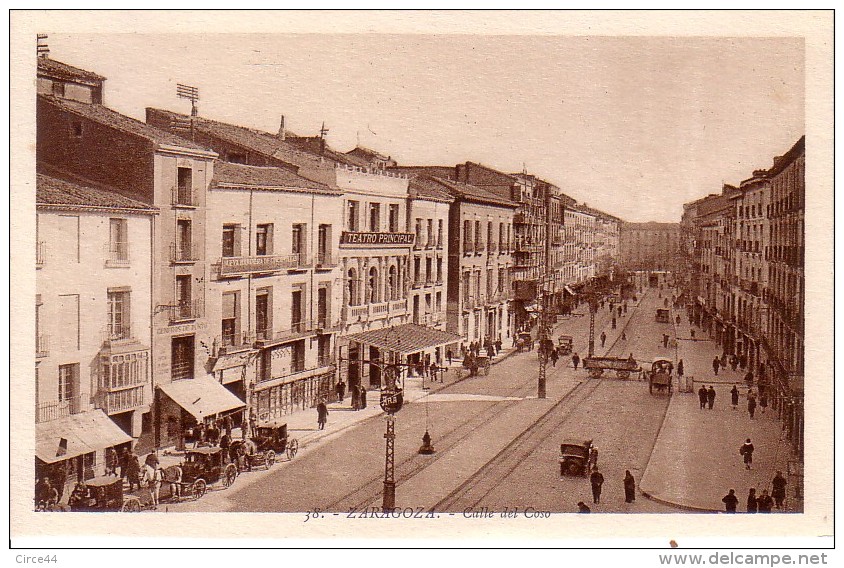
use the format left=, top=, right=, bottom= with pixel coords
left=170, top=243, right=200, bottom=264
left=217, top=331, right=257, bottom=354
left=36, top=393, right=88, bottom=424
left=255, top=321, right=321, bottom=348
left=171, top=185, right=198, bottom=208
left=105, top=246, right=130, bottom=268
left=99, top=385, right=145, bottom=415
left=218, top=253, right=304, bottom=277
left=346, top=299, right=407, bottom=322
left=36, top=334, right=49, bottom=358
left=36, top=241, right=46, bottom=268
left=169, top=299, right=204, bottom=323
left=316, top=251, right=336, bottom=269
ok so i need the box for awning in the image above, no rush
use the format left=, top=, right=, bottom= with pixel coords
left=345, top=323, right=462, bottom=356
left=159, top=376, right=245, bottom=421
left=36, top=410, right=132, bottom=464
left=563, top=285, right=577, bottom=296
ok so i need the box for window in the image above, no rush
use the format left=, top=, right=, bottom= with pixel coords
left=415, top=219, right=423, bottom=245
left=348, top=268, right=359, bottom=306
left=291, top=224, right=306, bottom=258
left=222, top=224, right=241, bottom=257
left=368, top=267, right=379, bottom=303
left=414, top=257, right=421, bottom=285
left=108, top=218, right=128, bottom=263
left=487, top=222, right=493, bottom=251
left=175, top=275, right=192, bottom=319
left=463, top=272, right=471, bottom=304
left=176, top=167, right=193, bottom=205
left=171, top=335, right=194, bottom=381
left=436, top=291, right=442, bottom=312
left=221, top=292, right=239, bottom=346
left=427, top=219, right=434, bottom=246
left=369, top=203, right=381, bottom=232
left=426, top=257, right=433, bottom=283
left=107, top=289, right=131, bottom=340
left=475, top=221, right=482, bottom=249
left=317, top=286, right=329, bottom=328
left=437, top=220, right=444, bottom=247
left=291, top=289, right=304, bottom=332
left=256, top=224, right=273, bottom=256
left=318, top=224, right=331, bottom=265
left=291, top=341, right=306, bottom=373
left=228, top=152, right=247, bottom=164
left=53, top=81, right=65, bottom=98
left=58, top=294, right=80, bottom=351
left=436, top=257, right=443, bottom=282
left=256, top=289, right=271, bottom=340
left=389, top=205, right=400, bottom=232
left=318, top=335, right=332, bottom=367
left=348, top=201, right=359, bottom=231
left=58, top=364, right=78, bottom=403
left=463, top=220, right=473, bottom=252
left=388, top=265, right=398, bottom=300
left=487, top=268, right=494, bottom=298
left=499, top=223, right=505, bottom=251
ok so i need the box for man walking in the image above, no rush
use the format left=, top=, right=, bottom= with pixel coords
left=756, top=489, right=774, bottom=513
left=722, top=489, right=739, bottom=513
left=698, top=385, right=708, bottom=410
left=624, top=470, right=636, bottom=503
left=771, top=471, right=787, bottom=509
left=730, top=385, right=740, bottom=410
left=590, top=467, right=604, bottom=504
left=747, top=391, right=757, bottom=419
left=712, top=357, right=720, bottom=376
left=335, top=380, right=346, bottom=403
left=317, top=399, right=329, bottom=430
left=550, top=349, right=559, bottom=367
left=359, top=385, right=367, bottom=409
left=707, top=385, right=716, bottom=410
left=600, top=332, right=607, bottom=349
left=572, top=353, right=580, bottom=370
left=740, top=438, right=754, bottom=470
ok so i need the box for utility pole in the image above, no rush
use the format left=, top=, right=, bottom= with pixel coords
left=177, top=83, right=199, bottom=141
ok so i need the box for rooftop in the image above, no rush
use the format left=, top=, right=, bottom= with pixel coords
left=37, top=173, right=157, bottom=212
left=37, top=57, right=106, bottom=83
left=212, top=161, right=338, bottom=194
left=40, top=95, right=212, bottom=153
left=429, top=176, right=519, bottom=208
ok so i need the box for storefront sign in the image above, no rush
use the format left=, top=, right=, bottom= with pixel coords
left=340, top=232, right=415, bottom=247
left=156, top=321, right=207, bottom=335
left=220, top=254, right=299, bottom=276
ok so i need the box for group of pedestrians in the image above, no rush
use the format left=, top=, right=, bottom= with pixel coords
left=722, top=471, right=788, bottom=513
left=576, top=467, right=637, bottom=513
left=698, top=385, right=717, bottom=410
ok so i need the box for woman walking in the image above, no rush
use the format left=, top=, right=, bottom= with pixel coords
left=746, top=488, right=758, bottom=513
left=623, top=470, right=636, bottom=503
left=317, top=399, right=329, bottom=430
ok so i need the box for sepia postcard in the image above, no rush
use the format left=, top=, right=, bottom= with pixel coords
left=7, top=9, right=834, bottom=553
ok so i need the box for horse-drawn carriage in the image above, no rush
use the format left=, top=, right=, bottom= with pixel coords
left=583, top=356, right=640, bottom=379
left=648, top=357, right=674, bottom=394
left=253, top=420, right=300, bottom=462
left=67, top=476, right=158, bottom=512
left=178, top=447, right=238, bottom=498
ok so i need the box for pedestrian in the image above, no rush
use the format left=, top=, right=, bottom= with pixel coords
left=169, top=464, right=182, bottom=503
left=760, top=392, right=768, bottom=415
left=621, top=331, right=626, bottom=341
left=722, top=489, right=739, bottom=513
left=756, top=489, right=774, bottom=513
left=220, top=431, right=231, bottom=451
left=747, top=392, right=757, bottom=419
left=335, top=380, right=346, bottom=403
left=618, top=306, right=622, bottom=318
left=317, top=399, right=329, bottom=430
left=577, top=501, right=591, bottom=513
left=713, top=357, right=720, bottom=376
left=351, top=383, right=360, bottom=410
left=430, top=361, right=439, bottom=382
left=359, top=385, right=367, bottom=409
left=550, top=349, right=559, bottom=367
left=141, top=458, right=159, bottom=509
left=677, top=359, right=684, bottom=379
left=249, top=410, right=257, bottom=439
left=740, top=438, right=754, bottom=470
left=624, top=470, right=636, bottom=503
left=589, top=467, right=604, bottom=504
left=721, top=353, right=728, bottom=368
left=495, top=339, right=502, bottom=353
left=119, top=447, right=128, bottom=480
left=125, top=450, right=141, bottom=492
left=663, top=333, right=669, bottom=348
left=707, top=386, right=716, bottom=410
left=572, top=353, right=580, bottom=370
left=771, top=471, right=787, bottom=509
left=698, top=385, right=708, bottom=410
left=105, top=447, right=118, bottom=476
left=730, top=385, right=739, bottom=410
left=224, top=414, right=233, bottom=439
left=746, top=488, right=758, bottom=513
left=446, top=349, right=453, bottom=365
left=600, top=331, right=606, bottom=348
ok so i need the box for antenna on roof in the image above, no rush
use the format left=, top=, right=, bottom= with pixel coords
left=37, top=34, right=49, bottom=58
left=319, top=121, right=329, bottom=155
left=176, top=83, right=200, bottom=141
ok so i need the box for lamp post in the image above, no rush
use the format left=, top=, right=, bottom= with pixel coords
left=379, top=363, right=403, bottom=513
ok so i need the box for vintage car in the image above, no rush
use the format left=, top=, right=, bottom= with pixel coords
left=649, top=357, right=674, bottom=394
left=180, top=447, right=238, bottom=497
left=655, top=309, right=671, bottom=323
left=559, top=440, right=592, bottom=477
left=557, top=335, right=574, bottom=355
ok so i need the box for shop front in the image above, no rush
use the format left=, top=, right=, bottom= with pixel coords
left=157, top=376, right=245, bottom=450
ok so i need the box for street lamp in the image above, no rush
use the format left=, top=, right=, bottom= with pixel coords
left=379, top=363, right=403, bottom=513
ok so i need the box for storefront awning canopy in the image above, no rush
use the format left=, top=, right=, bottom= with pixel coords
left=36, top=410, right=132, bottom=464
left=159, top=376, right=245, bottom=421
left=563, top=285, right=577, bottom=296
left=346, top=323, right=462, bottom=356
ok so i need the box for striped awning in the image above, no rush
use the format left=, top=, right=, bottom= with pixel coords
left=345, top=323, right=462, bottom=356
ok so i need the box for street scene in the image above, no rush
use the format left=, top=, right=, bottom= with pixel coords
left=25, top=28, right=808, bottom=524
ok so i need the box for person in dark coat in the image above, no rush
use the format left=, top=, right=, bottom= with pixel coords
left=589, top=468, right=604, bottom=504
left=446, top=349, right=453, bottom=365
left=722, top=489, right=739, bottom=513
left=572, top=353, right=580, bottom=369
left=747, top=392, right=757, bottom=419
left=698, top=386, right=708, bottom=410
left=359, top=385, right=367, bottom=409
left=495, top=339, right=502, bottom=353
left=760, top=392, right=768, bottom=414
left=707, top=386, right=716, bottom=410
left=623, top=470, right=636, bottom=503
left=335, top=380, right=346, bottom=403
left=744, top=370, right=754, bottom=387
left=756, top=489, right=774, bottom=513
left=730, top=385, right=740, bottom=410
left=677, top=359, right=684, bottom=378
left=317, top=399, right=329, bottom=430
left=125, top=451, right=141, bottom=492
left=550, top=349, right=559, bottom=367
left=600, top=331, right=607, bottom=348
left=119, top=448, right=129, bottom=480
left=771, top=471, right=787, bottom=509
left=712, top=357, right=720, bottom=376
left=746, top=488, right=758, bottom=513
left=740, top=438, right=754, bottom=470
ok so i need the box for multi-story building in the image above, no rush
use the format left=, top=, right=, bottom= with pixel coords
left=35, top=173, right=155, bottom=491
left=204, top=161, right=344, bottom=422
left=37, top=55, right=105, bottom=105
left=37, top=74, right=235, bottom=453
left=618, top=222, right=681, bottom=273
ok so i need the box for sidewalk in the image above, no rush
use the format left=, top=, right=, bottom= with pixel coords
left=639, top=294, right=801, bottom=512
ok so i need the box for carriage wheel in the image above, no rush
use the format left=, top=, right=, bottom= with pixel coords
left=265, top=450, right=276, bottom=469
left=223, top=464, right=238, bottom=488
left=588, top=368, right=603, bottom=379
left=286, top=438, right=299, bottom=460
left=617, top=370, right=630, bottom=379
left=121, top=497, right=141, bottom=512
left=193, top=479, right=207, bottom=499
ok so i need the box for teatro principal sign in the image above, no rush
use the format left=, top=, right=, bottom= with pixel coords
left=340, top=232, right=415, bottom=247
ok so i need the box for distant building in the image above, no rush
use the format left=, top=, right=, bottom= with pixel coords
left=618, top=222, right=681, bottom=272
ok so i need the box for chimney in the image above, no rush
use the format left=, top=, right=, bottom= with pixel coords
left=278, top=115, right=286, bottom=141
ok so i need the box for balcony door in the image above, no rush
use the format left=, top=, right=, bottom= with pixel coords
left=171, top=335, right=195, bottom=381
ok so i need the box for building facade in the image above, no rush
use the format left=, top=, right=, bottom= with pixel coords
left=618, top=222, right=681, bottom=272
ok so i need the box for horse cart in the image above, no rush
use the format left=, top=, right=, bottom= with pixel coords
left=583, top=356, right=640, bottom=379
left=178, top=447, right=238, bottom=498
left=649, top=357, right=674, bottom=394
left=253, top=420, right=300, bottom=463
left=67, top=476, right=158, bottom=512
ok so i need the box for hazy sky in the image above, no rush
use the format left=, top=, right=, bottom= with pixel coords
left=45, top=34, right=804, bottom=222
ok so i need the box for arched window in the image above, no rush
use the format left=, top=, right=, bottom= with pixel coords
left=368, top=267, right=379, bottom=304
left=348, top=268, right=358, bottom=306
left=388, top=265, right=398, bottom=300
